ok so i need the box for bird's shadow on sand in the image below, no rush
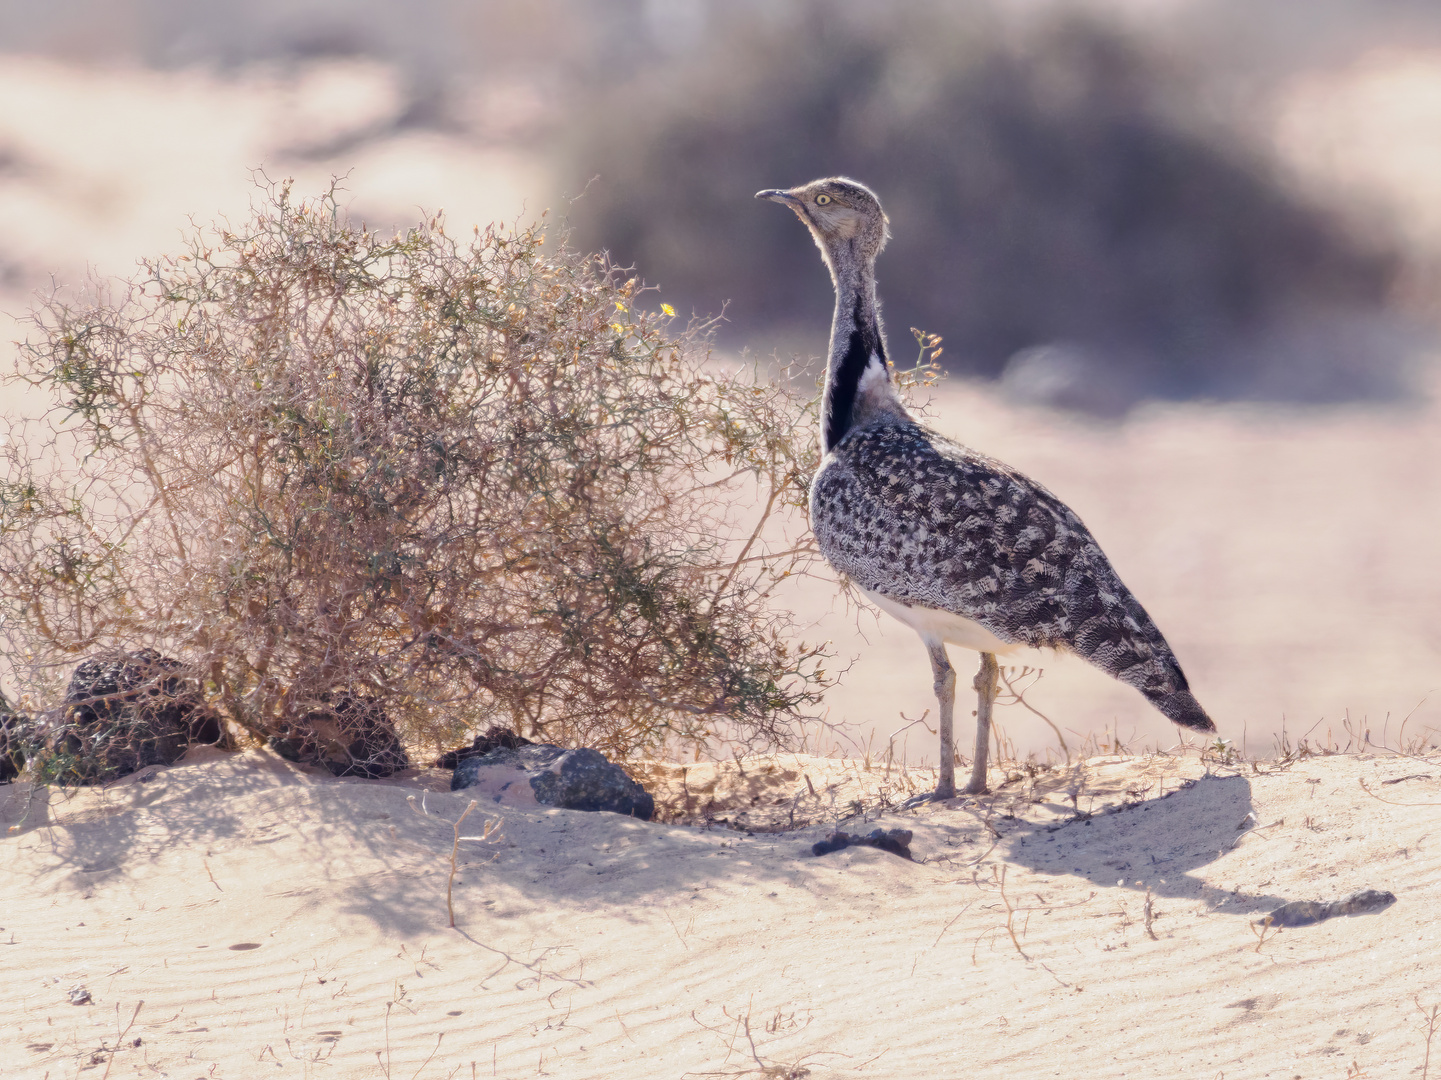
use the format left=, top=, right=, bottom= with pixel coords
left=332, top=768, right=1299, bottom=938
left=995, top=772, right=1290, bottom=915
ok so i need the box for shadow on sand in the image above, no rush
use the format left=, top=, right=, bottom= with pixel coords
left=997, top=772, right=1291, bottom=914
left=2, top=749, right=1298, bottom=941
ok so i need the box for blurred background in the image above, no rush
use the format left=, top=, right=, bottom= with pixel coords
left=2, top=0, right=1440, bottom=759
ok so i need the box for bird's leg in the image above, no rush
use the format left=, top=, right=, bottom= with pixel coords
left=964, top=652, right=999, bottom=795
left=927, top=640, right=957, bottom=800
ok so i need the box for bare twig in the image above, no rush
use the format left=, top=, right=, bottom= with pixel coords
left=1417, top=997, right=1439, bottom=1080
left=1142, top=889, right=1159, bottom=941
left=448, top=800, right=478, bottom=929
left=100, top=1000, right=144, bottom=1080
left=684, top=1001, right=866, bottom=1079
left=996, top=666, right=1069, bottom=763
left=971, top=865, right=1033, bottom=964
left=932, top=901, right=975, bottom=948
left=445, top=801, right=503, bottom=930
left=1359, top=779, right=1441, bottom=807
left=995, top=865, right=1028, bottom=959
left=1230, top=817, right=1284, bottom=850
left=412, top=1033, right=444, bottom=1080
left=663, top=908, right=692, bottom=951
left=1249, top=915, right=1280, bottom=953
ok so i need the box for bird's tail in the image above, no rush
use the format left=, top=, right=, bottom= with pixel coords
left=1144, top=687, right=1216, bottom=733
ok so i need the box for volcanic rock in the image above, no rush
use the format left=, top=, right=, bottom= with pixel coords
left=43, top=649, right=222, bottom=783
left=451, top=743, right=654, bottom=819
left=433, top=725, right=533, bottom=770
left=268, top=694, right=410, bottom=779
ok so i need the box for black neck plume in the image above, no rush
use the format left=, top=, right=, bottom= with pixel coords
left=822, top=262, right=887, bottom=453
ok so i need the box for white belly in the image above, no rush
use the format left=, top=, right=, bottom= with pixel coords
left=861, top=587, right=1028, bottom=657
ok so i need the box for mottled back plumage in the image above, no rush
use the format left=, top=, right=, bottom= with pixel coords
left=811, top=421, right=1211, bottom=729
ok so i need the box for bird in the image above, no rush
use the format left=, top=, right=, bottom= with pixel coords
left=756, top=177, right=1216, bottom=799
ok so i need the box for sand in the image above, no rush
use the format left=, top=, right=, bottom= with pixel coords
left=4, top=745, right=1440, bottom=1078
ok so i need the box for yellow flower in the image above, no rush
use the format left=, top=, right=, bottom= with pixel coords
left=661, top=303, right=676, bottom=317
left=610, top=323, right=624, bottom=334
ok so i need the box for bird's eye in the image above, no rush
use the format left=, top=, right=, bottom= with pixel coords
left=815, top=194, right=832, bottom=206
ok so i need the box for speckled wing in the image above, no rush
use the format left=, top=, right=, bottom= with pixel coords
left=810, top=421, right=1214, bottom=732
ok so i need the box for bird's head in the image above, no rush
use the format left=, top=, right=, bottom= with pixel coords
left=755, top=177, right=890, bottom=274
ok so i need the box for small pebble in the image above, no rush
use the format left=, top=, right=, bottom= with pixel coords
left=811, top=828, right=914, bottom=860
left=1262, top=888, right=1396, bottom=928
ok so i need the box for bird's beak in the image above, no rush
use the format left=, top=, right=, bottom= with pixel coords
left=755, top=189, right=799, bottom=205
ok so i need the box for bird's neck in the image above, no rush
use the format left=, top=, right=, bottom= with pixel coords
left=822, top=256, right=905, bottom=454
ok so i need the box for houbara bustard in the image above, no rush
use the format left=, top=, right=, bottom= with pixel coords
left=757, top=177, right=1216, bottom=799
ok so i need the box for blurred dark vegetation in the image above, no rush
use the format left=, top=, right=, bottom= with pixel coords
left=4, top=0, right=1441, bottom=408
left=564, top=5, right=1414, bottom=409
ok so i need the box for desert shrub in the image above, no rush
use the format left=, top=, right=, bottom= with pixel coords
left=561, top=2, right=1405, bottom=406
left=0, top=179, right=829, bottom=761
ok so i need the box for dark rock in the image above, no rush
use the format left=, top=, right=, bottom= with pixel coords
left=43, top=650, right=222, bottom=783
left=1262, top=888, right=1397, bottom=928
left=432, top=725, right=533, bottom=770
left=268, top=694, right=410, bottom=779
left=812, top=827, right=914, bottom=860
left=451, top=743, right=654, bottom=820
left=458, top=744, right=564, bottom=773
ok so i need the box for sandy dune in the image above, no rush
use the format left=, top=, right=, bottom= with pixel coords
left=5, top=745, right=1440, bottom=1078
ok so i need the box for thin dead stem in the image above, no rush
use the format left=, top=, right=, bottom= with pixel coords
left=412, top=1033, right=444, bottom=1080
left=996, top=666, right=1069, bottom=764
left=971, top=865, right=1031, bottom=964
left=448, top=800, right=479, bottom=929
left=100, top=1000, right=144, bottom=1080
left=1249, top=915, right=1279, bottom=953
left=1418, top=997, right=1439, bottom=1080
left=1359, top=779, right=1441, bottom=807
left=684, top=1001, right=875, bottom=1079
left=995, top=865, right=1028, bottom=960
left=932, top=901, right=975, bottom=948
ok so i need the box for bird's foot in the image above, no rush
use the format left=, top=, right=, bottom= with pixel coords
left=901, top=787, right=958, bottom=810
